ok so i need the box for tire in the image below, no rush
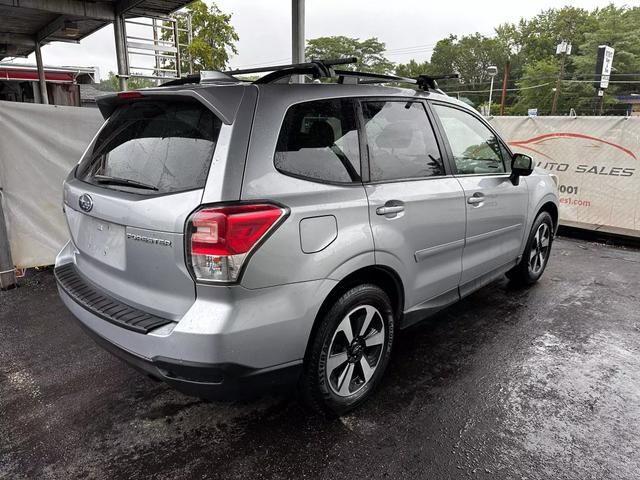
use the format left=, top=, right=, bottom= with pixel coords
left=507, top=211, right=554, bottom=285
left=300, top=284, right=395, bottom=416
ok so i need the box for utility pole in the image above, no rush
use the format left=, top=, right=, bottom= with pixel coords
left=552, top=41, right=571, bottom=115
left=499, top=60, right=510, bottom=115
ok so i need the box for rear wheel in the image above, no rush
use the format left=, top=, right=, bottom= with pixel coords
left=507, top=211, right=554, bottom=285
left=300, top=284, right=395, bottom=416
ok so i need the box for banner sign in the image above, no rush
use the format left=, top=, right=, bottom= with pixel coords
left=595, top=45, right=615, bottom=89
left=490, top=116, right=640, bottom=237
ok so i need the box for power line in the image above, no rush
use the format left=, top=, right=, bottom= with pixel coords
left=445, top=82, right=553, bottom=95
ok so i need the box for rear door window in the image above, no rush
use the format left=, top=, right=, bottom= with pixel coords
left=362, top=101, right=445, bottom=182
left=274, top=99, right=360, bottom=183
left=77, top=99, right=221, bottom=194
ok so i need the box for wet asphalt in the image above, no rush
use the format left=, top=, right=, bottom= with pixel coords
left=1, top=237, right=639, bottom=480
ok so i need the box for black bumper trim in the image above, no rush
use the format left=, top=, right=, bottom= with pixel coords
left=54, top=263, right=173, bottom=334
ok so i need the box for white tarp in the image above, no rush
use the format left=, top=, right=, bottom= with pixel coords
left=490, top=116, right=640, bottom=237
left=0, top=101, right=103, bottom=268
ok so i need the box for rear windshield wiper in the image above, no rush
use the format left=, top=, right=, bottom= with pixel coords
left=93, top=174, right=159, bottom=191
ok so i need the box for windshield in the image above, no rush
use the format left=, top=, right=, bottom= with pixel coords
left=77, top=99, right=221, bottom=195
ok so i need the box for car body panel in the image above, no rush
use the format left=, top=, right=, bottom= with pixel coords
left=455, top=174, right=529, bottom=285
left=365, top=177, right=466, bottom=310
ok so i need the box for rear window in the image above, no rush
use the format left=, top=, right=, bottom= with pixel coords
left=77, top=99, right=221, bottom=194
left=274, top=99, right=360, bottom=184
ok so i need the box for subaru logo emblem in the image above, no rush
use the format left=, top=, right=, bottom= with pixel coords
left=78, top=193, right=93, bottom=212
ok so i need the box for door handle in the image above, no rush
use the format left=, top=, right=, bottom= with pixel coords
left=467, top=193, right=485, bottom=205
left=376, top=205, right=405, bottom=215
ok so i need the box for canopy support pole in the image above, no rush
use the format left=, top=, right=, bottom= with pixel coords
left=34, top=41, right=49, bottom=104
left=292, top=0, right=305, bottom=83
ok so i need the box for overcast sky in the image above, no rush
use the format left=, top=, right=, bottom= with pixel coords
left=10, top=0, right=632, bottom=81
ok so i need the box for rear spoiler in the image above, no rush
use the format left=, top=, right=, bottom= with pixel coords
left=95, top=86, right=249, bottom=125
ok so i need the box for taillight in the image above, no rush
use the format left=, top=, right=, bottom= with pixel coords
left=117, top=91, right=143, bottom=100
left=186, top=203, right=286, bottom=283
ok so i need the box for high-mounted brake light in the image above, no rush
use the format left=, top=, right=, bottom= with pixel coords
left=117, top=91, right=143, bottom=100
left=187, top=204, right=286, bottom=283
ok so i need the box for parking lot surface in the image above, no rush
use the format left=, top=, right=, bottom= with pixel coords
left=1, top=237, right=639, bottom=479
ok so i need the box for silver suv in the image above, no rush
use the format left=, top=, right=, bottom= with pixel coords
left=55, top=59, right=558, bottom=414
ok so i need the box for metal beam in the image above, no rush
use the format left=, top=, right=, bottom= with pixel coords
left=0, top=0, right=114, bottom=21
left=34, top=41, right=49, bottom=104
left=115, top=0, right=145, bottom=16
left=0, top=33, right=35, bottom=47
left=36, top=14, right=66, bottom=42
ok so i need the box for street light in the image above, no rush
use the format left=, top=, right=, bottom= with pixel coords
left=486, top=65, right=498, bottom=116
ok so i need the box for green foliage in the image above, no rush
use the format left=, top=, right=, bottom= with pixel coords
left=399, top=5, right=640, bottom=115
left=162, top=0, right=238, bottom=74
left=96, top=72, right=155, bottom=91
left=394, top=59, right=434, bottom=78
left=511, top=7, right=596, bottom=67
left=430, top=34, right=509, bottom=88
left=305, top=36, right=394, bottom=74
left=574, top=7, right=640, bottom=90
left=511, top=59, right=559, bottom=115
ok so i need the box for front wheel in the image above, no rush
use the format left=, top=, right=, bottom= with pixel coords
left=507, top=211, right=554, bottom=285
left=300, top=284, right=395, bottom=416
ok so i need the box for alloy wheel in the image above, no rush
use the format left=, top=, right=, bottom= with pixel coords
left=326, top=305, right=385, bottom=397
left=529, top=222, right=551, bottom=275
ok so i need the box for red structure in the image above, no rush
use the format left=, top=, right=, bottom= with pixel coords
left=0, top=63, right=96, bottom=106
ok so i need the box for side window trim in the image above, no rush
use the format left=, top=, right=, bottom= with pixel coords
left=428, top=100, right=509, bottom=177
left=355, top=99, right=370, bottom=183
left=357, top=96, right=452, bottom=185
left=422, top=100, right=458, bottom=177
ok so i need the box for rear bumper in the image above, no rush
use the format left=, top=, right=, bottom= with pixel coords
left=55, top=242, right=337, bottom=399
left=67, top=307, right=301, bottom=400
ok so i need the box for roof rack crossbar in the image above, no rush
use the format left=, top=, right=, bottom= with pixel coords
left=334, top=69, right=417, bottom=85
left=226, top=57, right=358, bottom=82
left=415, top=73, right=459, bottom=91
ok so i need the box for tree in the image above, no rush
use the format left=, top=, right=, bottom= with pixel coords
left=572, top=5, right=640, bottom=113
left=305, top=36, right=394, bottom=74
left=430, top=34, right=510, bottom=88
left=510, top=7, right=595, bottom=67
left=395, top=59, right=434, bottom=78
left=511, top=59, right=559, bottom=115
left=162, top=1, right=238, bottom=74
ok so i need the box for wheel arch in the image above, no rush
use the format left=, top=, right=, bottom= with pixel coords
left=538, top=201, right=559, bottom=232
left=303, top=265, right=404, bottom=363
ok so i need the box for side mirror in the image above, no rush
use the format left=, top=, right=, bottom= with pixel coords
left=510, top=153, right=534, bottom=185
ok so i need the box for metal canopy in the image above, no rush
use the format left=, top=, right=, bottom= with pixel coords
left=0, top=0, right=191, bottom=59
